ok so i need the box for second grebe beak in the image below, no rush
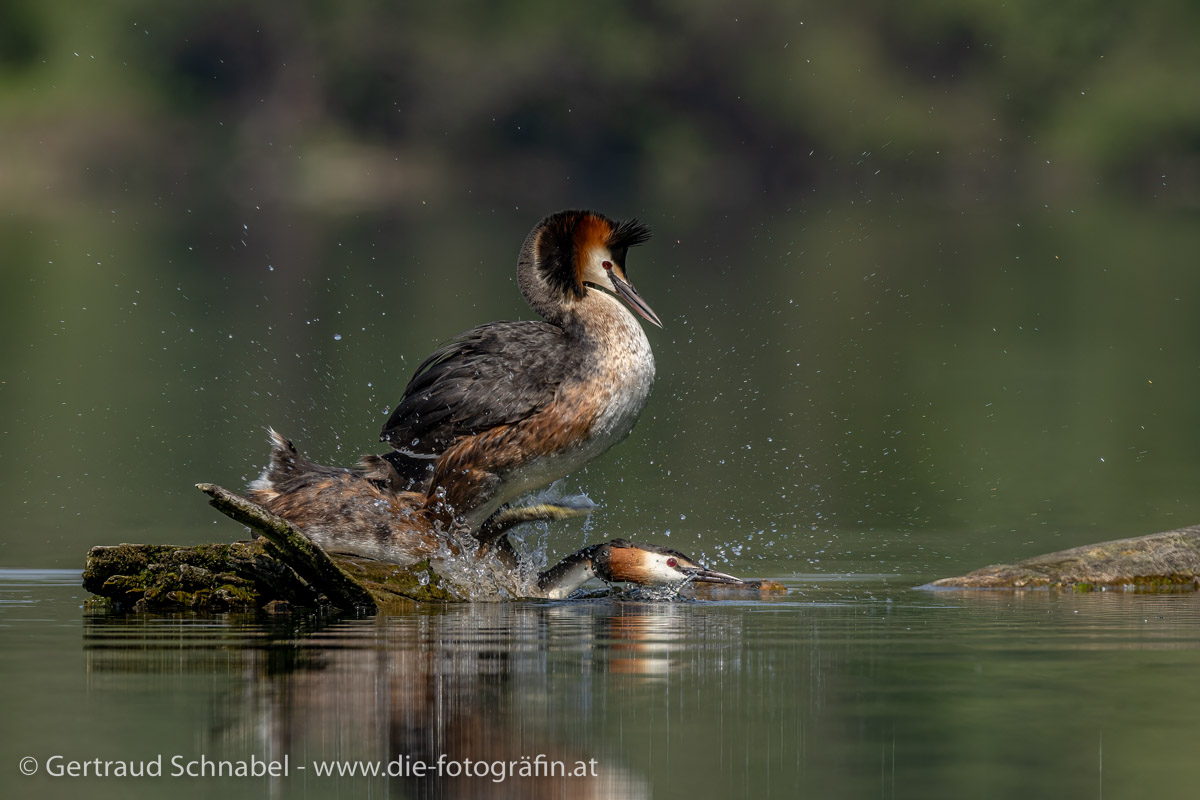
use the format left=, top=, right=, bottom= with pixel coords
left=678, top=564, right=744, bottom=585
left=606, top=263, right=663, bottom=328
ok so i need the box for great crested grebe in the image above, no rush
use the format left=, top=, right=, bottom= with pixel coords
left=378, top=209, right=661, bottom=534
left=247, top=431, right=742, bottom=598
left=536, top=539, right=743, bottom=600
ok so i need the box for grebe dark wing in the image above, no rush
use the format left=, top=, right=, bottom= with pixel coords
left=380, top=320, right=575, bottom=463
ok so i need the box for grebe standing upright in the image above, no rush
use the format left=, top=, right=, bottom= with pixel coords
left=380, top=210, right=662, bottom=535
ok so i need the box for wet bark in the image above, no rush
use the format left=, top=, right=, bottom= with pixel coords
left=926, top=525, right=1200, bottom=591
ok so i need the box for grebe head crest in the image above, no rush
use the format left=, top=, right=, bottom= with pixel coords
left=518, top=210, right=661, bottom=327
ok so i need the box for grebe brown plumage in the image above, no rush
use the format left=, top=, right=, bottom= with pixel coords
left=379, top=210, right=661, bottom=533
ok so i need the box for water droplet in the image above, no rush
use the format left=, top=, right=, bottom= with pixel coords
left=333, top=333, right=343, bottom=341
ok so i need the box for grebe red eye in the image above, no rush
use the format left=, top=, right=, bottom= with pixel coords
left=666, top=557, right=677, bottom=568
left=602, top=260, right=613, bottom=270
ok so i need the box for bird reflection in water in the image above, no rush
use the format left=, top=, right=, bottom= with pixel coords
left=82, top=602, right=743, bottom=798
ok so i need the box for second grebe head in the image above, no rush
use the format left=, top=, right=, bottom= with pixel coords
left=594, top=540, right=742, bottom=586
left=518, top=210, right=662, bottom=328
left=537, top=539, right=743, bottom=599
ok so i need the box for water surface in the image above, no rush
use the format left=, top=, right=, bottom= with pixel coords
left=4, top=569, right=1199, bottom=799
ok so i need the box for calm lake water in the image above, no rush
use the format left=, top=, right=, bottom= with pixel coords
left=4, top=5, right=1200, bottom=796
left=4, top=568, right=1199, bottom=799
left=5, top=185, right=1200, bottom=799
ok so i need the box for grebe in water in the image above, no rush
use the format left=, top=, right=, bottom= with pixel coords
left=247, top=431, right=741, bottom=598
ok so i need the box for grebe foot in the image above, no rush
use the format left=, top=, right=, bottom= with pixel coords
left=477, top=496, right=596, bottom=544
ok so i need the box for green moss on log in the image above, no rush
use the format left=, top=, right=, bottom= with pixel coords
left=82, top=540, right=475, bottom=612
left=83, top=540, right=310, bottom=612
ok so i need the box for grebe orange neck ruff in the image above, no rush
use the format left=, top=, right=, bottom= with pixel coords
left=379, top=210, right=661, bottom=533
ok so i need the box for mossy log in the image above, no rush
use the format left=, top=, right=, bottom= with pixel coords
left=83, top=540, right=318, bottom=612
left=926, top=525, right=1200, bottom=591
left=82, top=484, right=460, bottom=613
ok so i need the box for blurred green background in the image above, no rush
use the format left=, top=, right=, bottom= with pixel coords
left=2, top=0, right=1199, bottom=574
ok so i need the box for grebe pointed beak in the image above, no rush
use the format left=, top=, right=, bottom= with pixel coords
left=609, top=270, right=663, bottom=328
left=681, top=566, right=745, bottom=585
